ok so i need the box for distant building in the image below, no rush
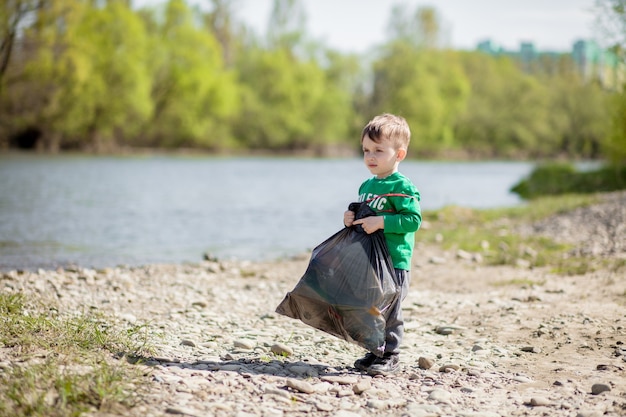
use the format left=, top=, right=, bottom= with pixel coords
left=572, top=40, right=624, bottom=88
left=477, top=39, right=624, bottom=90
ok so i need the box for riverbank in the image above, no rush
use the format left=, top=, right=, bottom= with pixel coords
left=1, top=192, right=625, bottom=416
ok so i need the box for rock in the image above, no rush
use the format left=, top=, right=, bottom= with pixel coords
left=576, top=411, right=603, bottom=417
left=165, top=407, right=199, bottom=416
left=439, top=363, right=460, bottom=372
left=353, top=380, right=371, bottom=394
left=521, top=346, right=542, bottom=353
left=418, top=356, right=435, bottom=369
left=429, top=256, right=446, bottom=264
left=529, top=397, right=552, bottom=406
left=335, top=411, right=362, bottom=417
left=263, top=386, right=291, bottom=399
left=286, top=378, right=315, bottom=394
left=233, top=339, right=255, bottom=350
left=427, top=388, right=452, bottom=404
left=314, top=401, right=334, bottom=412
left=366, top=399, right=388, bottom=409
left=591, top=383, right=611, bottom=395
left=180, top=339, right=196, bottom=347
left=191, top=301, right=208, bottom=308
left=270, top=343, right=293, bottom=356
left=404, top=403, right=442, bottom=416
left=320, top=375, right=358, bottom=385
left=435, top=326, right=455, bottom=335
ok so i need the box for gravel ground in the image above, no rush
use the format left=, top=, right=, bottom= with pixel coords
left=1, top=191, right=625, bottom=417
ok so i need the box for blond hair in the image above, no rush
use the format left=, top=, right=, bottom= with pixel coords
left=361, top=113, right=411, bottom=150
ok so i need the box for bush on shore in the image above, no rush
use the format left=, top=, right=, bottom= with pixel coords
left=510, top=163, right=626, bottom=199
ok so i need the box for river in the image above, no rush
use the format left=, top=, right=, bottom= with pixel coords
left=0, top=154, right=534, bottom=271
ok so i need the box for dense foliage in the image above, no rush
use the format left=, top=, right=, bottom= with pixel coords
left=511, top=163, right=626, bottom=198
left=0, top=0, right=624, bottom=161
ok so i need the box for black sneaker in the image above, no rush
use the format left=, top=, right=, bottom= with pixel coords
left=354, top=352, right=377, bottom=371
left=367, top=353, right=400, bottom=376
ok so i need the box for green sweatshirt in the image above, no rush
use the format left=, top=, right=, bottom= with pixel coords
left=358, top=172, right=422, bottom=270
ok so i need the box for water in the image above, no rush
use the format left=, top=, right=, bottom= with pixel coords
left=0, top=154, right=533, bottom=271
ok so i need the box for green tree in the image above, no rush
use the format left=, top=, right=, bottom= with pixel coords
left=203, top=0, right=242, bottom=67
left=604, top=92, right=626, bottom=164
left=370, top=41, right=469, bottom=157
left=233, top=0, right=355, bottom=153
left=0, top=0, right=47, bottom=148
left=7, top=1, right=153, bottom=151
left=234, top=47, right=323, bottom=149
left=321, top=49, right=364, bottom=147
left=73, top=0, right=153, bottom=151
left=14, top=0, right=93, bottom=151
left=0, top=0, right=43, bottom=90
left=139, top=0, right=239, bottom=149
left=455, top=52, right=553, bottom=158
left=368, top=5, right=469, bottom=157
left=549, top=77, right=612, bottom=158
left=594, top=0, right=626, bottom=165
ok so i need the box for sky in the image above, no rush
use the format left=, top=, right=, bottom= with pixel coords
left=136, top=0, right=599, bottom=53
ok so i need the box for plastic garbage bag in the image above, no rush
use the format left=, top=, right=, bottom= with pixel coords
left=275, top=202, right=400, bottom=356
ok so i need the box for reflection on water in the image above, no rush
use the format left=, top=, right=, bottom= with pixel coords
left=0, top=154, right=533, bottom=270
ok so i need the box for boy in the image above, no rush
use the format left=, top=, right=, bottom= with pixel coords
left=343, top=113, right=422, bottom=375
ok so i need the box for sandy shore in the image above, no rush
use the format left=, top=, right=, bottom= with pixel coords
left=1, top=193, right=625, bottom=417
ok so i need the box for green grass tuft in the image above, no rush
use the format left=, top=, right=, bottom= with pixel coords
left=0, top=293, right=151, bottom=417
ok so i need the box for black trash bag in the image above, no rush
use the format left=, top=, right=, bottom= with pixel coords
left=275, top=202, right=400, bottom=356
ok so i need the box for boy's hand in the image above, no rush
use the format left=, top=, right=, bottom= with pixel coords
left=343, top=210, right=355, bottom=227
left=353, top=216, right=384, bottom=234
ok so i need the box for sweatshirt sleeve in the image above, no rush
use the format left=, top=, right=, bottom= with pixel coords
left=383, top=189, right=422, bottom=233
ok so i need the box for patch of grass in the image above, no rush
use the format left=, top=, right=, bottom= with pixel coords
left=610, top=258, right=626, bottom=274
left=240, top=269, right=258, bottom=278
left=492, top=278, right=546, bottom=287
left=552, top=257, right=626, bottom=277
left=419, top=194, right=599, bottom=273
left=0, top=293, right=151, bottom=417
left=551, top=257, right=598, bottom=276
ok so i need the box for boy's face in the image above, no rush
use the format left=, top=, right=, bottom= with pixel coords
left=361, top=136, right=406, bottom=179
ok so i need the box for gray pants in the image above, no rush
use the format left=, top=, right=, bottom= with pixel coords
left=384, top=269, right=410, bottom=355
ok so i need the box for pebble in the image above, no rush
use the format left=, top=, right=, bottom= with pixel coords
left=591, top=383, right=611, bottom=395
left=428, top=388, right=452, bottom=404
left=435, top=326, right=456, bottom=335
left=270, top=343, right=293, bottom=356
left=418, top=356, right=435, bottom=369
left=234, top=340, right=256, bottom=350
left=320, top=375, right=358, bottom=385
left=521, top=346, right=542, bottom=353
left=439, top=363, right=460, bottom=372
left=529, top=397, right=552, bottom=406
left=286, top=378, right=315, bottom=394
left=576, top=411, right=603, bottom=417
left=165, top=406, right=199, bottom=416
left=352, top=380, right=371, bottom=394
